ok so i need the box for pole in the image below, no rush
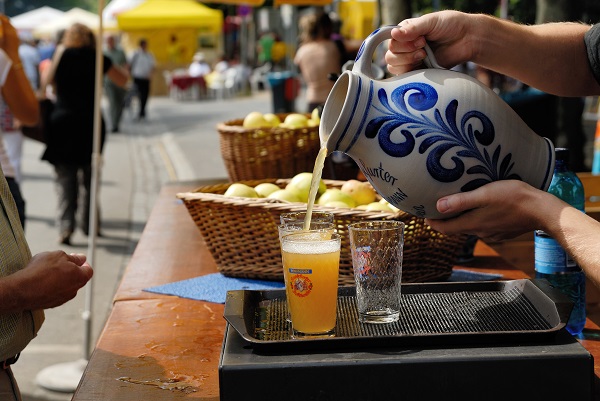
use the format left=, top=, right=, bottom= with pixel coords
left=83, top=0, right=104, bottom=360
left=36, top=0, right=105, bottom=391
left=500, top=0, right=509, bottom=19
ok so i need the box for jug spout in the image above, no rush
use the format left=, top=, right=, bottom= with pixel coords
left=319, top=71, right=369, bottom=155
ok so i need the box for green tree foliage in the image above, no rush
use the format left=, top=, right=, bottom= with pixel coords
left=453, top=0, right=497, bottom=14
left=6, top=0, right=99, bottom=17
left=509, top=0, right=536, bottom=24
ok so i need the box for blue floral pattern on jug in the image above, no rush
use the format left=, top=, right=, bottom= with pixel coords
left=363, top=82, right=522, bottom=192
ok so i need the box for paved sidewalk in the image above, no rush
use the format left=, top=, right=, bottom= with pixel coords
left=11, top=90, right=281, bottom=400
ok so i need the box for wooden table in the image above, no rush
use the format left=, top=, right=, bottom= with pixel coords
left=72, top=182, right=600, bottom=400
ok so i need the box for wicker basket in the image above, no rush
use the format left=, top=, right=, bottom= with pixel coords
left=217, top=114, right=320, bottom=182
left=177, top=179, right=467, bottom=285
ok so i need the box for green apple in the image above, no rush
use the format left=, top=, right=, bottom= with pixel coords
left=254, top=182, right=281, bottom=198
left=224, top=183, right=259, bottom=198
left=286, top=172, right=326, bottom=203
left=317, top=188, right=356, bottom=208
left=364, top=202, right=393, bottom=212
left=308, top=109, right=320, bottom=127
left=379, top=198, right=400, bottom=212
left=243, top=111, right=269, bottom=129
left=283, top=113, right=308, bottom=129
left=323, top=200, right=353, bottom=208
left=263, top=113, right=281, bottom=127
left=341, top=179, right=376, bottom=206
left=267, top=189, right=302, bottom=203
left=311, top=107, right=320, bottom=123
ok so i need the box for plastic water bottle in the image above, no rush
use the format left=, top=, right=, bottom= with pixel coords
left=534, top=148, right=586, bottom=335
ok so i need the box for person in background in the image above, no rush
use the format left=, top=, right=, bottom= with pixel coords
left=39, top=29, right=65, bottom=101
left=385, top=10, right=600, bottom=288
left=4, top=32, right=41, bottom=200
left=0, top=15, right=94, bottom=401
left=214, top=54, right=229, bottom=75
left=104, top=34, right=128, bottom=133
left=295, top=10, right=358, bottom=180
left=0, top=32, right=40, bottom=229
left=0, top=96, right=25, bottom=229
left=167, top=34, right=185, bottom=66
left=257, top=31, right=276, bottom=67
left=129, top=38, right=155, bottom=121
left=294, top=11, right=341, bottom=112
left=17, top=32, right=40, bottom=89
left=188, top=52, right=211, bottom=78
left=40, top=23, right=128, bottom=245
left=37, top=38, right=56, bottom=62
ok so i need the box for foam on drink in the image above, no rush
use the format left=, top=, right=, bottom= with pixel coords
left=281, top=235, right=339, bottom=255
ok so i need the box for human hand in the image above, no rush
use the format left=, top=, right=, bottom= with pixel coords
left=385, top=10, right=477, bottom=75
left=6, top=251, right=93, bottom=312
left=424, top=180, right=565, bottom=242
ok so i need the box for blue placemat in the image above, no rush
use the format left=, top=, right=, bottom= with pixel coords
left=144, top=270, right=501, bottom=304
left=143, top=273, right=285, bottom=304
left=447, top=269, right=502, bottom=282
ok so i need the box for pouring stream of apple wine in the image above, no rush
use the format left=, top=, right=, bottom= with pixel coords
left=303, top=147, right=329, bottom=231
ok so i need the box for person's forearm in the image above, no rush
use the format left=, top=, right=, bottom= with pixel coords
left=2, top=63, right=39, bottom=125
left=471, top=15, right=600, bottom=96
left=536, top=197, right=600, bottom=288
left=0, top=275, right=25, bottom=314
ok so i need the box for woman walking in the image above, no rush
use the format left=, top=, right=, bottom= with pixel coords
left=40, top=23, right=127, bottom=244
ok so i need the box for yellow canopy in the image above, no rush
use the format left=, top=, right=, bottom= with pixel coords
left=205, top=0, right=264, bottom=5
left=273, top=0, right=331, bottom=5
left=116, top=0, right=223, bottom=34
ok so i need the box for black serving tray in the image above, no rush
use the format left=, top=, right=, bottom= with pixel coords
left=223, top=279, right=572, bottom=350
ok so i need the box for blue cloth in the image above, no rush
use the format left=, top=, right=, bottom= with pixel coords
left=144, top=270, right=501, bottom=304
left=447, top=269, right=502, bottom=282
left=143, top=273, right=285, bottom=304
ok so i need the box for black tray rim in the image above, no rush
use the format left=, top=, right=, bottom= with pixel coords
left=223, top=279, right=572, bottom=350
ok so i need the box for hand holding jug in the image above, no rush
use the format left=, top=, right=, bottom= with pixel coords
left=320, top=25, right=555, bottom=219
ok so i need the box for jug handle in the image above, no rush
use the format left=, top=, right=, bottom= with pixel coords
left=353, top=25, right=444, bottom=78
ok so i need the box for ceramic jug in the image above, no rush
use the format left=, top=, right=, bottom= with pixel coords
left=320, top=25, right=555, bottom=219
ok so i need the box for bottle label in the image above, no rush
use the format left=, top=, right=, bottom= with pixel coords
left=534, top=231, right=580, bottom=274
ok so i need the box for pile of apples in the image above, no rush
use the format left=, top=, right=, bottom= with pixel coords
left=223, top=172, right=399, bottom=212
left=242, top=109, right=320, bottom=129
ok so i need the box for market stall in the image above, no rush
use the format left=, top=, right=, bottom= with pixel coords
left=116, top=0, right=224, bottom=95
left=10, top=6, right=65, bottom=35
left=33, top=7, right=100, bottom=39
